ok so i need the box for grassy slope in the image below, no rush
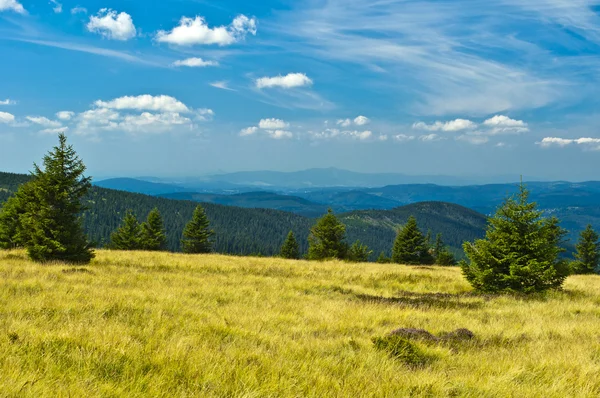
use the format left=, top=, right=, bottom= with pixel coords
left=2, top=251, right=600, bottom=397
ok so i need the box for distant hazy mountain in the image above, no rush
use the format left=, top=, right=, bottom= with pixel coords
left=95, top=178, right=188, bottom=196
left=171, top=168, right=523, bottom=189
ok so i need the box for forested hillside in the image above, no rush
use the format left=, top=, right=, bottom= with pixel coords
left=0, top=172, right=487, bottom=258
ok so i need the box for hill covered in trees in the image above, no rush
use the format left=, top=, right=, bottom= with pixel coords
left=1, top=172, right=486, bottom=259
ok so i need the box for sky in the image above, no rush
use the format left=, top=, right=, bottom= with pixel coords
left=1, top=0, right=600, bottom=181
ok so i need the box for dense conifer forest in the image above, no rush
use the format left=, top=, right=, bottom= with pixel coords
left=0, top=172, right=486, bottom=259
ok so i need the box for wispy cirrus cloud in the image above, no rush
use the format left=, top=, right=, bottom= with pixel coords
left=267, top=0, right=599, bottom=116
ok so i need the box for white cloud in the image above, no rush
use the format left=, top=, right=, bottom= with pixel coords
left=456, top=134, right=489, bottom=145
left=483, top=115, right=529, bottom=134
left=394, top=134, right=416, bottom=142
left=56, top=111, right=75, bottom=121
left=40, top=127, right=69, bottom=134
left=419, top=134, right=444, bottom=142
left=0, top=99, right=16, bottom=105
left=240, top=126, right=258, bottom=136
left=347, top=130, right=372, bottom=140
left=172, top=57, right=219, bottom=68
left=196, top=108, right=214, bottom=121
left=87, top=9, right=137, bottom=41
left=95, top=95, right=190, bottom=113
left=378, top=134, right=388, bottom=141
left=483, top=115, right=527, bottom=128
left=156, top=15, right=257, bottom=46
left=336, top=119, right=352, bottom=127
left=354, top=116, right=370, bottom=126
left=50, top=0, right=62, bottom=13
left=539, top=137, right=600, bottom=150
left=259, top=118, right=289, bottom=129
left=117, top=112, right=192, bottom=134
left=413, top=119, right=477, bottom=132
left=0, top=111, right=15, bottom=124
left=71, top=6, right=87, bottom=14
left=256, top=73, right=313, bottom=89
left=26, top=116, right=62, bottom=128
left=266, top=130, right=293, bottom=139
left=0, top=0, right=25, bottom=14
left=210, top=81, right=235, bottom=91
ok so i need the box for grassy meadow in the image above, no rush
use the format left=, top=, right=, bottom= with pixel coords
left=1, top=250, right=600, bottom=397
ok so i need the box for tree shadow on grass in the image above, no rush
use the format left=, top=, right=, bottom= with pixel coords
left=354, top=290, right=486, bottom=310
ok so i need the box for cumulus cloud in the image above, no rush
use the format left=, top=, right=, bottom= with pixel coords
left=240, top=126, right=258, bottom=136
left=265, top=130, right=293, bottom=139
left=309, top=128, right=375, bottom=142
left=394, top=134, right=416, bottom=142
left=156, top=15, right=257, bottom=46
left=354, top=116, right=370, bottom=126
left=259, top=118, right=289, bottom=129
left=538, top=137, right=600, bottom=150
left=0, top=111, right=15, bottom=124
left=87, top=9, right=137, bottom=41
left=0, top=99, right=16, bottom=105
left=26, top=116, right=62, bottom=128
left=56, top=111, right=75, bottom=121
left=0, top=0, right=26, bottom=14
left=337, top=116, right=370, bottom=127
left=413, top=119, right=477, bottom=132
left=70, top=95, right=211, bottom=137
left=256, top=73, right=312, bottom=89
left=95, top=95, right=190, bottom=113
left=483, top=115, right=527, bottom=128
left=172, top=57, right=219, bottom=68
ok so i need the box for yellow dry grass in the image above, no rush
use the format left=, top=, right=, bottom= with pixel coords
left=1, top=249, right=600, bottom=397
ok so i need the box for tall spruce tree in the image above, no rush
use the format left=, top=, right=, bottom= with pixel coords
left=280, top=230, right=300, bottom=259
left=181, top=205, right=214, bottom=254
left=307, top=208, right=348, bottom=261
left=109, top=211, right=142, bottom=250
left=461, top=183, right=570, bottom=293
left=18, top=133, right=94, bottom=263
left=572, top=225, right=600, bottom=274
left=392, top=216, right=434, bottom=265
left=139, top=208, right=167, bottom=251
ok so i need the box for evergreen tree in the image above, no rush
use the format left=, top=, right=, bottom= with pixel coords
left=377, top=251, right=391, bottom=264
left=461, top=183, right=570, bottom=293
left=392, top=216, right=434, bottom=265
left=18, top=133, right=94, bottom=263
left=139, top=208, right=167, bottom=251
left=307, top=208, right=348, bottom=261
left=181, top=205, right=214, bottom=254
left=280, top=230, right=300, bottom=259
left=0, top=185, right=31, bottom=249
left=109, top=211, right=142, bottom=250
left=347, top=240, right=373, bottom=263
left=433, top=234, right=456, bottom=266
left=572, top=225, right=600, bottom=274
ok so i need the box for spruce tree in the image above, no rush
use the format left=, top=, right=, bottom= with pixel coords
left=347, top=240, right=373, bottom=263
left=433, top=234, right=456, bottom=266
left=109, top=211, right=142, bottom=250
left=391, top=216, right=434, bottom=265
left=181, top=205, right=214, bottom=254
left=572, top=225, right=600, bottom=274
left=307, top=208, right=348, bottom=261
left=0, top=189, right=29, bottom=249
left=18, top=133, right=94, bottom=263
left=280, top=230, right=300, bottom=259
left=139, top=208, right=167, bottom=251
left=461, top=183, right=570, bottom=293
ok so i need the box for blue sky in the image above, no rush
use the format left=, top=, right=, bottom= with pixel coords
left=1, top=0, right=600, bottom=181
